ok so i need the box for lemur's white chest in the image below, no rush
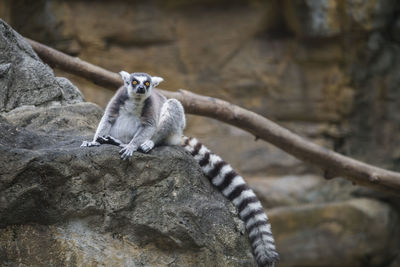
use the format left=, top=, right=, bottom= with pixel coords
left=110, top=99, right=144, bottom=144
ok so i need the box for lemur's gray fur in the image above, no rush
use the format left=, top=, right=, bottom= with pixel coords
left=81, top=71, right=185, bottom=160
left=81, top=71, right=279, bottom=267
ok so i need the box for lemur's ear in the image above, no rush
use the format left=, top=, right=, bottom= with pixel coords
left=151, top=76, right=164, bottom=87
left=119, top=71, right=130, bottom=84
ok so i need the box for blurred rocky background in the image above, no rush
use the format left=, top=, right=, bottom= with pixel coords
left=1, top=0, right=400, bottom=266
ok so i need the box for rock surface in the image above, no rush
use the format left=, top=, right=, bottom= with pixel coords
left=247, top=175, right=356, bottom=209
left=0, top=20, right=256, bottom=266
left=284, top=0, right=397, bottom=38
left=0, top=121, right=254, bottom=266
left=270, top=198, right=400, bottom=267
left=0, top=19, right=83, bottom=112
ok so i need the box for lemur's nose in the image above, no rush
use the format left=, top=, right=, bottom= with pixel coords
left=137, top=85, right=145, bottom=94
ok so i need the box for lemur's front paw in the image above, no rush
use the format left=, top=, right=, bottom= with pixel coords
left=96, top=135, right=122, bottom=146
left=139, top=140, right=154, bottom=153
left=96, top=136, right=109, bottom=144
left=119, top=144, right=137, bottom=160
left=81, top=141, right=100, bottom=147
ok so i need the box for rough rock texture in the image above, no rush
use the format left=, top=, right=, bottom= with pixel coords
left=247, top=175, right=356, bottom=209
left=0, top=116, right=254, bottom=266
left=283, top=0, right=397, bottom=37
left=0, top=20, right=256, bottom=266
left=0, top=19, right=83, bottom=112
left=341, top=30, right=400, bottom=171
left=270, top=198, right=400, bottom=267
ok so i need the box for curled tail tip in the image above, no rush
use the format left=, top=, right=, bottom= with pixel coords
left=257, top=254, right=279, bottom=267
left=254, top=235, right=279, bottom=267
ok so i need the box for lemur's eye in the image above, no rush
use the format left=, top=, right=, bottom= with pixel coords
left=145, top=81, right=150, bottom=87
left=132, top=80, right=138, bottom=85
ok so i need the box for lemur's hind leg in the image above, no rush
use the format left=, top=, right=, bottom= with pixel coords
left=140, top=99, right=185, bottom=153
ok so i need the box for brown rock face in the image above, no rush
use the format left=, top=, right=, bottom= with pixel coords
left=270, top=198, right=400, bottom=267
left=4, top=0, right=400, bottom=175
left=6, top=0, right=398, bottom=178
left=1, top=0, right=355, bottom=175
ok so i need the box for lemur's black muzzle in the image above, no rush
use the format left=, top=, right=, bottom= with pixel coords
left=137, top=86, right=146, bottom=94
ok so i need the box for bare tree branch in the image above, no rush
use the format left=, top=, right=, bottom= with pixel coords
left=26, top=37, right=400, bottom=195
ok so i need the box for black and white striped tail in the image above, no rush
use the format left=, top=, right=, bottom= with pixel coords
left=182, top=136, right=279, bottom=267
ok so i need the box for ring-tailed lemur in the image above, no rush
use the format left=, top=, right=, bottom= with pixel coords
left=81, top=71, right=279, bottom=267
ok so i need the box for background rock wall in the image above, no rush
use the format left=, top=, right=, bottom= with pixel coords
left=2, top=0, right=400, bottom=266
left=3, top=0, right=400, bottom=176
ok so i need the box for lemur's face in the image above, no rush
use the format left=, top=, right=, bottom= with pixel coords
left=119, top=71, right=163, bottom=97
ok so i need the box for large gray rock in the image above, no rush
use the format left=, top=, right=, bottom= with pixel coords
left=0, top=19, right=256, bottom=266
left=0, top=19, right=83, bottom=112
left=0, top=115, right=254, bottom=266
